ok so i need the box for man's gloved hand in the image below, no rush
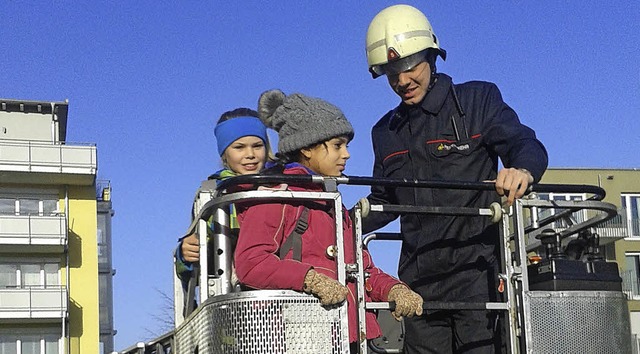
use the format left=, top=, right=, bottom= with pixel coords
left=387, top=284, right=423, bottom=321
left=303, top=269, right=349, bottom=306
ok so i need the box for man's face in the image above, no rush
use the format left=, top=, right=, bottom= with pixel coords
left=387, top=61, right=431, bottom=105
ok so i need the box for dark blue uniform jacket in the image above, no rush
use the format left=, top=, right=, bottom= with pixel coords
left=364, top=73, right=548, bottom=301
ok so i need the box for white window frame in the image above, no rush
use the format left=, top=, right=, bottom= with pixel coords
left=624, top=252, right=640, bottom=300
left=0, top=260, right=60, bottom=289
left=0, top=188, right=60, bottom=217
left=0, top=329, right=61, bottom=354
left=622, top=193, right=640, bottom=238
left=536, top=192, right=588, bottom=228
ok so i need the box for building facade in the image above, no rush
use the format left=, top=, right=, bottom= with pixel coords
left=538, top=168, right=640, bottom=348
left=0, top=99, right=113, bottom=353
left=97, top=182, right=115, bottom=354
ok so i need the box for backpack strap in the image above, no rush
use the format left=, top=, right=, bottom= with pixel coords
left=278, top=206, right=310, bottom=261
left=184, top=265, right=199, bottom=317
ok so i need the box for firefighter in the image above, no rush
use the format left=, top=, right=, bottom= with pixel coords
left=362, top=5, right=548, bottom=353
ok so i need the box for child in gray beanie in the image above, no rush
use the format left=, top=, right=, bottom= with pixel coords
left=258, top=89, right=355, bottom=163
left=233, top=89, right=423, bottom=348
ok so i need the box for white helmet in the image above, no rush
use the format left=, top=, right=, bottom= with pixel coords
left=366, top=4, right=446, bottom=78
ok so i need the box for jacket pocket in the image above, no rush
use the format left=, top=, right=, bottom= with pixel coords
left=381, top=150, right=409, bottom=178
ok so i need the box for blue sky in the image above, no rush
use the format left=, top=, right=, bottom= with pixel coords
left=1, top=1, right=639, bottom=350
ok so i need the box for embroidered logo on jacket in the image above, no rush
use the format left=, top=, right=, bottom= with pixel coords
left=437, top=143, right=470, bottom=151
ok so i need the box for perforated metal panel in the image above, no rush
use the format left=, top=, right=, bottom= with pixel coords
left=525, top=291, right=631, bottom=354
left=175, top=290, right=349, bottom=354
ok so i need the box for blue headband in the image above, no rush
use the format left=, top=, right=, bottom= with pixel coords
left=214, top=117, right=268, bottom=156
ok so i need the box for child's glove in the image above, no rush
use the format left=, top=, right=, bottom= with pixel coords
left=387, top=284, right=423, bottom=321
left=303, top=269, right=349, bottom=306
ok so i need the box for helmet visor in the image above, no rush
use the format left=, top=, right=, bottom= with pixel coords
left=371, top=51, right=427, bottom=78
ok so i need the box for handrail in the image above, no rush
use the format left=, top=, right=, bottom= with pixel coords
left=520, top=199, right=618, bottom=240
left=216, top=174, right=606, bottom=200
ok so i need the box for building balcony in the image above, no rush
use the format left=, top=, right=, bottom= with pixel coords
left=0, top=214, right=66, bottom=251
left=0, top=139, right=96, bottom=185
left=0, top=286, right=67, bottom=320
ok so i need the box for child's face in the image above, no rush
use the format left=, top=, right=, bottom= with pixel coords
left=223, top=136, right=266, bottom=175
left=302, top=136, right=350, bottom=177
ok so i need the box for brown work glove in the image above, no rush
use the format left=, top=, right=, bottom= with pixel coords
left=387, top=284, right=423, bottom=321
left=303, top=269, right=349, bottom=306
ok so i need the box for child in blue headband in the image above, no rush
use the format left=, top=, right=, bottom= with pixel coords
left=175, top=108, right=272, bottom=290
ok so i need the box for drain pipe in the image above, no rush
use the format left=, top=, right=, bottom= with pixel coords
left=65, top=185, right=71, bottom=354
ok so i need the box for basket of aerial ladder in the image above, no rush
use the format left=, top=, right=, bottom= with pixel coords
left=124, top=175, right=632, bottom=354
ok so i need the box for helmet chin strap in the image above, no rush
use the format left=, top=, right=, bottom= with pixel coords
left=428, top=73, right=438, bottom=93
left=426, top=51, right=439, bottom=92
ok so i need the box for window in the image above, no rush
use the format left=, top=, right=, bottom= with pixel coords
left=0, top=193, right=58, bottom=217
left=44, top=336, right=59, bottom=354
left=42, top=200, right=58, bottom=215
left=0, top=335, right=17, bottom=354
left=624, top=253, right=640, bottom=299
left=0, top=198, right=16, bottom=215
left=0, top=263, right=59, bottom=288
left=20, top=336, right=40, bottom=354
left=44, top=264, right=59, bottom=287
left=622, top=194, right=640, bottom=238
left=0, top=265, right=17, bottom=288
left=536, top=193, right=587, bottom=228
left=21, top=265, right=42, bottom=288
left=18, top=199, right=39, bottom=216
left=0, top=332, right=59, bottom=354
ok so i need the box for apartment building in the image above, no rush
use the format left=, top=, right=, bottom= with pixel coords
left=0, top=99, right=113, bottom=354
left=538, top=168, right=640, bottom=347
left=96, top=182, right=115, bottom=354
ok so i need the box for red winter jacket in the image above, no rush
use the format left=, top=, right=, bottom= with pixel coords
left=234, top=164, right=403, bottom=343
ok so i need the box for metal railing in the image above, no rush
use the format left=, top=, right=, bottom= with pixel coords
left=122, top=175, right=624, bottom=354
left=622, top=270, right=640, bottom=300
left=0, top=214, right=67, bottom=246
left=627, top=216, right=640, bottom=238
left=0, top=139, right=96, bottom=173
left=118, top=330, right=174, bottom=354
left=0, top=285, right=68, bottom=319
left=97, top=180, right=112, bottom=202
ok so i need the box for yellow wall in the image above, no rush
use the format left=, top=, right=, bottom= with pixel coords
left=64, top=185, right=100, bottom=354
left=540, top=168, right=639, bottom=205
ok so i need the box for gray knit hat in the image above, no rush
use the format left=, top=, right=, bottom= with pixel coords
left=258, top=89, right=355, bottom=154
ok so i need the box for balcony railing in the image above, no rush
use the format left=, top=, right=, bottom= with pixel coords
left=0, top=214, right=67, bottom=247
left=627, top=216, right=640, bottom=239
left=621, top=270, right=640, bottom=300
left=97, top=180, right=112, bottom=202
left=0, top=139, right=96, bottom=185
left=0, top=286, right=67, bottom=320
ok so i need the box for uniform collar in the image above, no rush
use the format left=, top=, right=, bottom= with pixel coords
left=391, top=73, right=453, bottom=127
left=398, top=73, right=453, bottom=115
left=419, top=73, right=453, bottom=115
